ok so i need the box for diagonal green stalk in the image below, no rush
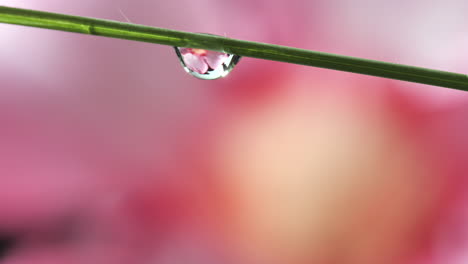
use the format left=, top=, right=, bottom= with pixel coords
left=1, top=6, right=467, bottom=91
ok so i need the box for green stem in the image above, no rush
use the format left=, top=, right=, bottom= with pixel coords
left=1, top=6, right=467, bottom=91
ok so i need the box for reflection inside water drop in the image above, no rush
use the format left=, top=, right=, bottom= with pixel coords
left=174, top=47, right=241, bottom=80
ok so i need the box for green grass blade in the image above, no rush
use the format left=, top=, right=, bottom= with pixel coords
left=1, top=6, right=467, bottom=91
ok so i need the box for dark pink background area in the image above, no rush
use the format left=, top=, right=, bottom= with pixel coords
left=1, top=0, right=468, bottom=263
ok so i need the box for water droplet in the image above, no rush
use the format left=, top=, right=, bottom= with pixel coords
left=174, top=47, right=241, bottom=80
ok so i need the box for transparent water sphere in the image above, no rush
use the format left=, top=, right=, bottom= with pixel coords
left=174, top=47, right=241, bottom=80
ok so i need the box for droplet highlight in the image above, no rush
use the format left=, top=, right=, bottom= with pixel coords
left=174, top=47, right=241, bottom=80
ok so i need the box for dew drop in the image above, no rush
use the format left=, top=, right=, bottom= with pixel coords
left=174, top=47, right=241, bottom=80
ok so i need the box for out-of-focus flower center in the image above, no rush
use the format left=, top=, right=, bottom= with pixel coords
left=190, top=48, right=208, bottom=56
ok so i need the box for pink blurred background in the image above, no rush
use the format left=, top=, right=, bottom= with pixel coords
left=1, top=0, right=468, bottom=263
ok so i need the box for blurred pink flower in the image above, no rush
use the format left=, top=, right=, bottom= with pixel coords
left=177, top=48, right=228, bottom=74
left=0, top=0, right=468, bottom=264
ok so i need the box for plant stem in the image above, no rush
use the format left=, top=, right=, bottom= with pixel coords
left=1, top=6, right=467, bottom=91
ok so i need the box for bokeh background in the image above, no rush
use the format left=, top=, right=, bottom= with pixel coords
left=1, top=0, right=468, bottom=263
